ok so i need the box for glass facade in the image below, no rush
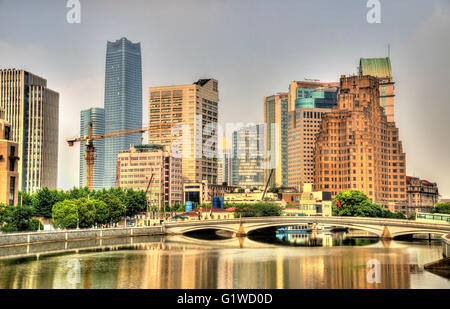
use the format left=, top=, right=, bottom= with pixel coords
left=295, top=88, right=337, bottom=109
left=79, top=107, right=105, bottom=190
left=232, top=124, right=265, bottom=188
left=103, top=37, right=143, bottom=188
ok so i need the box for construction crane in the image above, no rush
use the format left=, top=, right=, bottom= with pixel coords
left=261, top=169, right=274, bottom=200
left=144, top=174, right=154, bottom=226
left=67, top=120, right=147, bottom=190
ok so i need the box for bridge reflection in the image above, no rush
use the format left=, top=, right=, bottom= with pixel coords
left=0, top=234, right=446, bottom=289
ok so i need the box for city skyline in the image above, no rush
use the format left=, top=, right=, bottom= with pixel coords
left=0, top=0, right=449, bottom=197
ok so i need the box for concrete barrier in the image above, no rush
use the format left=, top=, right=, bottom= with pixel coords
left=0, top=226, right=164, bottom=247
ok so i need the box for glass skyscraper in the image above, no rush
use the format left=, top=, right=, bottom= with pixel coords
left=232, top=124, right=265, bottom=188
left=79, top=107, right=105, bottom=190
left=103, top=37, right=143, bottom=188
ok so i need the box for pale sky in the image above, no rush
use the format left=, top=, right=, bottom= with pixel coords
left=0, top=0, right=449, bottom=198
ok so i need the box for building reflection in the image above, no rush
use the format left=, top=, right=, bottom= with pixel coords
left=0, top=237, right=446, bottom=289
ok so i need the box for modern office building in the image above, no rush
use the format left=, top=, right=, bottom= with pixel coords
left=148, top=78, right=219, bottom=185
left=103, top=37, right=143, bottom=188
left=264, top=93, right=288, bottom=188
left=232, top=124, right=265, bottom=189
left=288, top=80, right=339, bottom=112
left=0, top=69, right=59, bottom=193
left=313, top=75, right=407, bottom=208
left=79, top=107, right=105, bottom=190
left=406, top=176, right=439, bottom=214
left=117, top=144, right=183, bottom=207
left=359, top=57, right=395, bottom=122
left=217, top=137, right=232, bottom=185
left=0, top=108, right=19, bottom=205
left=287, top=85, right=338, bottom=191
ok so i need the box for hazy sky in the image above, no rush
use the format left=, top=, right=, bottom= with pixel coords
left=0, top=0, right=449, bottom=198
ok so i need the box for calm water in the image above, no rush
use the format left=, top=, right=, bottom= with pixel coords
left=0, top=230, right=449, bottom=289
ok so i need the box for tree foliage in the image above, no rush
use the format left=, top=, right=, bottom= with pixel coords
left=0, top=205, right=41, bottom=232
left=333, top=190, right=406, bottom=219
left=432, top=202, right=450, bottom=215
left=229, top=203, right=282, bottom=217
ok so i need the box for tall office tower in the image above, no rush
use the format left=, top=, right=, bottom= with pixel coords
left=232, top=124, right=265, bottom=189
left=288, top=80, right=339, bottom=112
left=79, top=107, right=105, bottom=190
left=264, top=93, right=288, bottom=188
left=117, top=144, right=183, bottom=207
left=148, top=79, right=219, bottom=185
left=217, top=137, right=232, bottom=185
left=0, top=69, right=59, bottom=193
left=314, top=75, right=407, bottom=208
left=103, top=37, right=143, bottom=188
left=0, top=108, right=19, bottom=205
left=359, top=57, right=395, bottom=122
left=287, top=86, right=338, bottom=191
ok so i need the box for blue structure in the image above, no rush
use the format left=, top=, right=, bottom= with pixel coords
left=212, top=197, right=224, bottom=209
left=294, top=87, right=337, bottom=109
left=186, top=201, right=194, bottom=213
left=103, top=37, right=143, bottom=188
left=79, top=107, right=105, bottom=190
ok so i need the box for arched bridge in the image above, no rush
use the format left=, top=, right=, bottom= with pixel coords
left=164, top=216, right=450, bottom=239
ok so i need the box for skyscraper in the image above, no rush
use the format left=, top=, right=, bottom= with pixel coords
left=103, top=37, right=143, bottom=188
left=79, top=107, right=105, bottom=190
left=148, top=78, right=219, bottom=185
left=232, top=124, right=265, bottom=189
left=287, top=84, right=338, bottom=191
left=264, top=93, right=288, bottom=188
left=0, top=69, right=59, bottom=193
left=359, top=57, right=395, bottom=122
left=313, top=75, right=407, bottom=208
left=0, top=108, right=19, bottom=205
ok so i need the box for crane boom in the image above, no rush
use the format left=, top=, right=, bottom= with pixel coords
left=66, top=120, right=148, bottom=190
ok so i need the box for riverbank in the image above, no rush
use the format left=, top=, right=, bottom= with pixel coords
left=0, top=226, right=164, bottom=247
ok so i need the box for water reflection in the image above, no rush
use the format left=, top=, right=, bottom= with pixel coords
left=0, top=235, right=448, bottom=289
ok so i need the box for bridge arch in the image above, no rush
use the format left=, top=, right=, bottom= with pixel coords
left=177, top=225, right=239, bottom=235
left=245, top=222, right=382, bottom=236
left=391, top=229, right=448, bottom=238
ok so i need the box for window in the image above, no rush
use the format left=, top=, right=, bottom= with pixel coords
left=9, top=176, right=15, bottom=205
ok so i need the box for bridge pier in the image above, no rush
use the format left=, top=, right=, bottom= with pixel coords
left=236, top=223, right=247, bottom=237
left=380, top=226, right=393, bottom=240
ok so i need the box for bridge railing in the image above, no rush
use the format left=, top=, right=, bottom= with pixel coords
left=164, top=216, right=450, bottom=231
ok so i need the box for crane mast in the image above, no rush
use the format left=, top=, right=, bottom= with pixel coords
left=67, top=120, right=147, bottom=190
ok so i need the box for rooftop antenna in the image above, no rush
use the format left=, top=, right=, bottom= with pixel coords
left=388, top=43, right=391, bottom=58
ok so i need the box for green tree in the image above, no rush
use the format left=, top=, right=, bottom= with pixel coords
left=93, top=199, right=110, bottom=226
left=33, top=188, right=67, bottom=218
left=18, top=191, right=34, bottom=207
left=28, top=219, right=44, bottom=231
left=432, top=202, right=450, bottom=214
left=231, top=203, right=282, bottom=217
left=67, top=187, right=91, bottom=200
left=77, top=198, right=97, bottom=228
left=98, top=193, right=126, bottom=224
left=333, top=191, right=383, bottom=217
left=124, top=188, right=147, bottom=217
left=0, top=205, right=36, bottom=232
left=52, top=200, right=79, bottom=229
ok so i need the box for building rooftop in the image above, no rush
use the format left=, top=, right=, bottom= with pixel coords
left=359, top=57, right=392, bottom=79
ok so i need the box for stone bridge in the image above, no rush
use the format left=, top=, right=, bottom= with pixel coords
left=164, top=216, right=450, bottom=239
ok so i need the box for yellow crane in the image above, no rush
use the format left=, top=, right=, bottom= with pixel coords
left=67, top=120, right=147, bottom=190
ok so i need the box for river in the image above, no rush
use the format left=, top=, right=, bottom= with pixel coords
left=0, top=229, right=448, bottom=289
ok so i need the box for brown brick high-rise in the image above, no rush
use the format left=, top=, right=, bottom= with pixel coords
left=313, top=75, right=407, bottom=208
